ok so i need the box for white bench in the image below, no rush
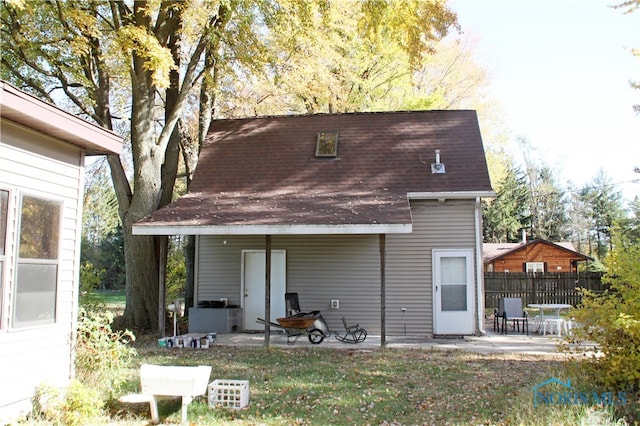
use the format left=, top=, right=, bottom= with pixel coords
left=120, top=364, right=212, bottom=424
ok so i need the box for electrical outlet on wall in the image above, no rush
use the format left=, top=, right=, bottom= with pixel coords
left=330, top=300, right=339, bottom=309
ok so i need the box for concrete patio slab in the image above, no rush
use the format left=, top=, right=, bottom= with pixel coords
left=213, top=330, right=566, bottom=356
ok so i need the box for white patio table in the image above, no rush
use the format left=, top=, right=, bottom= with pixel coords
left=527, top=304, right=572, bottom=336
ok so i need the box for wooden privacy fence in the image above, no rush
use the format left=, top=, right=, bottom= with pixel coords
left=484, top=272, right=605, bottom=312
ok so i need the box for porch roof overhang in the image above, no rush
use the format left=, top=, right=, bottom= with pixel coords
left=132, top=190, right=415, bottom=236
left=133, top=223, right=411, bottom=236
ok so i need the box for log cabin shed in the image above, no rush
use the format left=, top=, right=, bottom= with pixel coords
left=0, top=81, right=122, bottom=422
left=483, top=239, right=592, bottom=273
left=133, top=111, right=495, bottom=343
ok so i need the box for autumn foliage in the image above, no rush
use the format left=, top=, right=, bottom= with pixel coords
left=563, top=231, right=640, bottom=392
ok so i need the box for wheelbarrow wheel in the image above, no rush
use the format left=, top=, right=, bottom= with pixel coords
left=308, top=328, right=324, bottom=344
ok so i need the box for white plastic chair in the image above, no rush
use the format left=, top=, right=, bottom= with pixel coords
left=542, top=318, right=564, bottom=336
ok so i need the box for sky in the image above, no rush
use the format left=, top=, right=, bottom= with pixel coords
left=448, top=0, right=640, bottom=201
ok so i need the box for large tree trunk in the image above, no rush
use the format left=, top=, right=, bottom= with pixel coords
left=121, top=45, right=164, bottom=330
left=122, top=230, right=159, bottom=330
left=121, top=142, right=164, bottom=330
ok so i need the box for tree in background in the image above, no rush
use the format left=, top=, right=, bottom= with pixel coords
left=80, top=164, right=123, bottom=291
left=578, top=171, right=626, bottom=260
left=527, top=166, right=569, bottom=241
left=614, top=0, right=639, bottom=114
left=483, top=165, right=530, bottom=243
left=82, top=166, right=120, bottom=246
left=565, top=186, right=595, bottom=258
left=1, top=0, right=458, bottom=331
left=217, top=1, right=458, bottom=116
left=619, top=197, right=640, bottom=243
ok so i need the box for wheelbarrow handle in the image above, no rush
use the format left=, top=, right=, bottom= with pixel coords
left=256, top=317, right=282, bottom=328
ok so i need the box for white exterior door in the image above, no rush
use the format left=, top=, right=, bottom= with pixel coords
left=433, top=249, right=475, bottom=335
left=242, top=250, right=286, bottom=331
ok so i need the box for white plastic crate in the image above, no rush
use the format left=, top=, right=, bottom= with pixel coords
left=208, top=379, right=249, bottom=409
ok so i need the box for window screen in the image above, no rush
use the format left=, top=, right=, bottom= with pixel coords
left=13, top=195, right=61, bottom=327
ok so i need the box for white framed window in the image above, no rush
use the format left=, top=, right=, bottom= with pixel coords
left=13, top=194, right=61, bottom=328
left=525, top=262, right=545, bottom=273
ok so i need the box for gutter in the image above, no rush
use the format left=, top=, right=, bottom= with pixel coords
left=475, top=196, right=485, bottom=334
left=407, top=191, right=496, bottom=201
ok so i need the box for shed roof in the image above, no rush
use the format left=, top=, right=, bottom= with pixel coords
left=483, top=239, right=592, bottom=263
left=134, top=110, right=494, bottom=235
left=1, top=80, right=122, bottom=155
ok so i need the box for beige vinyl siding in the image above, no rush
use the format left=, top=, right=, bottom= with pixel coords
left=280, top=235, right=380, bottom=333
left=197, top=234, right=381, bottom=333
left=196, top=200, right=477, bottom=336
left=0, top=327, right=76, bottom=416
left=385, top=200, right=477, bottom=335
left=196, top=235, right=265, bottom=307
left=0, top=120, right=83, bottom=421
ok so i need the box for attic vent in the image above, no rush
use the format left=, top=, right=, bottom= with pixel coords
left=315, top=132, right=338, bottom=157
left=431, top=149, right=445, bottom=174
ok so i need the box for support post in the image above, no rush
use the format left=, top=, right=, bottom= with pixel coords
left=158, top=235, right=168, bottom=338
left=264, top=235, right=272, bottom=347
left=379, top=234, right=386, bottom=347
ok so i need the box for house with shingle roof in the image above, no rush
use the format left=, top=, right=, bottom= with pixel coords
left=483, top=239, right=592, bottom=273
left=133, top=110, right=494, bottom=340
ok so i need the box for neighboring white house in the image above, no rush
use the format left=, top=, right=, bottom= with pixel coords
left=133, top=111, right=494, bottom=341
left=0, top=81, right=122, bottom=422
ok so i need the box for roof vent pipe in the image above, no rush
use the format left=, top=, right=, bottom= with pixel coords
left=431, top=149, right=445, bottom=174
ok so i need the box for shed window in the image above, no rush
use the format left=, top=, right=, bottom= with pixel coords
left=315, top=132, right=338, bottom=157
left=525, top=262, right=545, bottom=273
left=13, top=194, right=61, bottom=328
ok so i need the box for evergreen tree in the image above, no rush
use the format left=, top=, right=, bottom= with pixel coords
left=579, top=171, right=626, bottom=259
left=483, top=166, right=530, bottom=242
left=528, top=166, right=569, bottom=241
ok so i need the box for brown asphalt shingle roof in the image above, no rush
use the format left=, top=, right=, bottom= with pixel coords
left=483, top=239, right=592, bottom=263
left=134, top=110, right=493, bottom=235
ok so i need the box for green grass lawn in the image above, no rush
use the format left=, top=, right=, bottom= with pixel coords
left=100, top=342, right=624, bottom=426
left=83, top=290, right=126, bottom=306
left=65, top=295, right=630, bottom=425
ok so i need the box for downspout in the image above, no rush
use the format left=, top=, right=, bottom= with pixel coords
left=475, top=197, right=485, bottom=334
